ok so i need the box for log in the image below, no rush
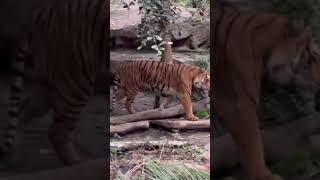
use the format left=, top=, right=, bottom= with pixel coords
left=0, top=159, right=105, bottom=180
left=110, top=140, right=190, bottom=151
left=150, top=118, right=210, bottom=130
left=110, top=98, right=209, bottom=125
left=213, top=115, right=320, bottom=170
left=110, top=121, right=150, bottom=135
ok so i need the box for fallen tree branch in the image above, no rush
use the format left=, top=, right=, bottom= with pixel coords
left=110, top=140, right=190, bottom=151
left=110, top=121, right=150, bottom=135
left=110, top=98, right=209, bottom=125
left=150, top=119, right=210, bottom=130
left=213, top=115, right=320, bottom=170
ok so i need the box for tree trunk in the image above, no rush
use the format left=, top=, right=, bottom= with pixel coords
left=154, top=19, right=173, bottom=109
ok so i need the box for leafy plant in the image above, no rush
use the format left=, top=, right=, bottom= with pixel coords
left=110, top=146, right=121, bottom=159
left=134, top=0, right=181, bottom=55
left=270, top=0, right=320, bottom=43
left=272, top=147, right=320, bottom=178
left=192, top=53, right=210, bottom=71
left=139, top=158, right=209, bottom=179
left=182, top=144, right=205, bottom=160
left=196, top=107, right=209, bottom=119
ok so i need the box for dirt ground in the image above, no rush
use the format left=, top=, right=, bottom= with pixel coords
left=110, top=89, right=210, bottom=179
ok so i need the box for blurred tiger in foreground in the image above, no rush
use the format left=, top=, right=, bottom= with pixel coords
left=1, top=0, right=107, bottom=166
left=213, top=3, right=320, bottom=180
left=110, top=60, right=210, bottom=121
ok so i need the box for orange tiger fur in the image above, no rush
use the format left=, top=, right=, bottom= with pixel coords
left=111, top=60, right=210, bottom=121
left=2, top=0, right=107, bottom=166
left=213, top=4, right=320, bottom=180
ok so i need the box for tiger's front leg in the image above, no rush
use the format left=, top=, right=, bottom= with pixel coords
left=49, top=91, right=89, bottom=165
left=125, top=88, right=139, bottom=114
left=177, top=92, right=199, bottom=121
left=49, top=112, right=82, bottom=165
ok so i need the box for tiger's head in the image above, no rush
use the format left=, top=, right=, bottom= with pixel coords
left=267, top=27, right=320, bottom=88
left=193, top=69, right=210, bottom=91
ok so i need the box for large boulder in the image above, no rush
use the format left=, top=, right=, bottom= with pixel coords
left=110, top=20, right=210, bottom=50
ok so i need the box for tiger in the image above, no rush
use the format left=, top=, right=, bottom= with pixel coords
left=110, top=60, right=210, bottom=121
left=213, top=3, right=320, bottom=180
left=0, top=0, right=107, bottom=166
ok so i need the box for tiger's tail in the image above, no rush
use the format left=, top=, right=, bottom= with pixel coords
left=0, top=46, right=26, bottom=158
left=110, top=72, right=120, bottom=111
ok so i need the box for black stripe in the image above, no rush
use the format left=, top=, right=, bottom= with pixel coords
left=176, top=64, right=182, bottom=78
left=241, top=12, right=259, bottom=33
left=142, top=61, right=155, bottom=82
left=45, top=6, right=54, bottom=34
left=152, top=62, right=163, bottom=85
left=137, top=60, right=144, bottom=70
left=223, top=10, right=241, bottom=66
left=8, top=110, right=19, bottom=117
left=160, top=83, right=166, bottom=92
left=213, top=7, right=224, bottom=54
left=140, top=61, right=149, bottom=78
left=33, top=8, right=44, bottom=25
left=11, top=67, right=24, bottom=76
left=8, top=96, right=20, bottom=101
left=10, top=85, right=23, bottom=93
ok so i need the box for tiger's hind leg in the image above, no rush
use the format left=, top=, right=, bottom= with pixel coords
left=110, top=85, right=126, bottom=111
left=125, top=88, right=139, bottom=114
left=48, top=115, right=81, bottom=165
left=0, top=84, right=50, bottom=167
left=48, top=88, right=92, bottom=165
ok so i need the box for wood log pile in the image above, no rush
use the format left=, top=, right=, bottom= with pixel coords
left=110, top=98, right=210, bottom=135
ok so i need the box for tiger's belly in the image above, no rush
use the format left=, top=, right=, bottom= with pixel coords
left=161, top=87, right=178, bottom=96
left=141, top=84, right=178, bottom=96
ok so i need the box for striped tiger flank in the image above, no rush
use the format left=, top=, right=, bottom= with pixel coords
left=1, top=0, right=107, bottom=166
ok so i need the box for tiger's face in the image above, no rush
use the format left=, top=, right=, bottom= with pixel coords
left=267, top=27, right=320, bottom=88
left=193, top=71, right=210, bottom=91
left=293, top=42, right=320, bottom=88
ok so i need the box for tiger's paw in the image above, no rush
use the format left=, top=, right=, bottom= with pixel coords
left=187, top=115, right=199, bottom=121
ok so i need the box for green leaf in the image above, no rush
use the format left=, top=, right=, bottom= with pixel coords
left=155, top=35, right=163, bottom=41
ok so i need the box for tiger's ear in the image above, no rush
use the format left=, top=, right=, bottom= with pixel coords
left=292, top=27, right=312, bottom=66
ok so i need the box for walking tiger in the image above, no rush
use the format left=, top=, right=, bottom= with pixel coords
left=110, top=60, right=210, bottom=121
